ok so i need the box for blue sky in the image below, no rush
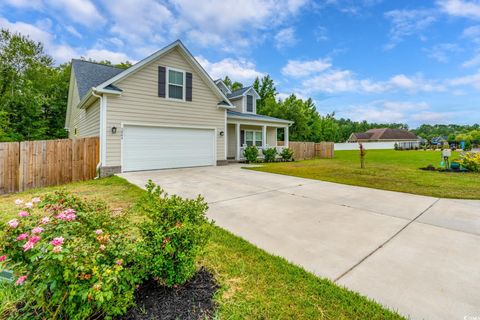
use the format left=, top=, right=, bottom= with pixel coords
left=1, top=0, right=480, bottom=128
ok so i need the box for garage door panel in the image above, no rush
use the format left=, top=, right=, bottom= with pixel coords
left=123, top=126, right=215, bottom=171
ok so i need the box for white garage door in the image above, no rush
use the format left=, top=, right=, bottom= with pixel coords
left=123, top=125, right=215, bottom=172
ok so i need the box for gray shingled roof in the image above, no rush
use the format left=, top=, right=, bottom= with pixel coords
left=227, top=110, right=292, bottom=123
left=72, top=59, right=124, bottom=100
left=226, top=86, right=252, bottom=99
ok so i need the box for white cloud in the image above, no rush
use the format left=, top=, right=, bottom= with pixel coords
left=65, top=25, right=82, bottom=38
left=463, top=25, right=480, bottom=39
left=338, top=100, right=448, bottom=124
left=3, top=0, right=312, bottom=64
left=340, top=101, right=410, bottom=123
left=411, top=111, right=454, bottom=123
left=384, top=9, right=437, bottom=49
left=357, top=79, right=388, bottom=93
left=438, top=0, right=480, bottom=19
left=172, top=0, right=308, bottom=32
left=170, top=0, right=309, bottom=51
left=383, top=101, right=430, bottom=111
left=449, top=70, right=480, bottom=89
left=106, top=0, right=172, bottom=46
left=196, top=56, right=264, bottom=83
left=423, top=43, right=461, bottom=62
left=0, top=17, right=133, bottom=64
left=462, top=51, right=480, bottom=67
left=274, top=27, right=297, bottom=49
left=302, top=70, right=358, bottom=93
left=0, top=18, right=52, bottom=46
left=294, top=66, right=444, bottom=95
left=388, top=74, right=445, bottom=92
left=314, top=26, right=328, bottom=41
left=46, top=0, right=104, bottom=26
left=82, top=49, right=133, bottom=64
left=3, top=0, right=43, bottom=9
left=282, top=58, right=332, bottom=77
left=3, top=0, right=104, bottom=27
left=277, top=91, right=308, bottom=101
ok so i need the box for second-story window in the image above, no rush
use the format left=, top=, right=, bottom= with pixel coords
left=168, top=69, right=184, bottom=100
left=246, top=95, right=254, bottom=112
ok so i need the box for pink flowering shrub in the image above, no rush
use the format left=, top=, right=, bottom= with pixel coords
left=0, top=191, right=143, bottom=319
left=137, top=180, right=211, bottom=287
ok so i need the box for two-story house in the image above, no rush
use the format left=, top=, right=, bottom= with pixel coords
left=65, top=40, right=292, bottom=175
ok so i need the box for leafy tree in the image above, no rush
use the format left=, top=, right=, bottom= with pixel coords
left=222, top=76, right=243, bottom=91
left=88, top=59, right=132, bottom=69
left=412, top=124, right=480, bottom=142
left=0, top=29, right=59, bottom=141
left=231, top=81, right=243, bottom=91
left=253, top=75, right=277, bottom=113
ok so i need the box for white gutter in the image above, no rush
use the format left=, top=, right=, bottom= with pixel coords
left=92, top=89, right=107, bottom=176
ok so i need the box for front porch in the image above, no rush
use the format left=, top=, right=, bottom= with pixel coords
left=226, top=122, right=289, bottom=160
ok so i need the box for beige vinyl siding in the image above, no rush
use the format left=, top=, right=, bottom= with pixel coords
left=267, top=127, right=277, bottom=146
left=66, top=72, right=81, bottom=137
left=105, top=47, right=226, bottom=167
left=230, top=97, right=244, bottom=113
left=77, top=101, right=100, bottom=137
left=66, top=69, right=101, bottom=138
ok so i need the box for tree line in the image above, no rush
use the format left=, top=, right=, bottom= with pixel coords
left=1, top=28, right=477, bottom=143
left=411, top=124, right=480, bottom=143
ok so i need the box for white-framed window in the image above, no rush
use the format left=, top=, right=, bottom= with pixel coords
left=246, top=95, right=254, bottom=112
left=244, top=130, right=263, bottom=147
left=167, top=68, right=185, bottom=100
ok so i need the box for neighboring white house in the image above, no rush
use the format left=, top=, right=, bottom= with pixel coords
left=65, top=40, right=293, bottom=175
left=340, top=128, right=421, bottom=150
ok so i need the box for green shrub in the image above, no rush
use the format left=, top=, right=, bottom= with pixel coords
left=136, top=181, right=211, bottom=287
left=464, top=140, right=472, bottom=151
left=243, top=145, right=259, bottom=163
left=280, top=148, right=294, bottom=161
left=263, top=147, right=277, bottom=162
left=0, top=191, right=143, bottom=319
left=459, top=152, right=480, bottom=172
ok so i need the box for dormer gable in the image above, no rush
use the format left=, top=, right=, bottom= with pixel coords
left=215, top=79, right=232, bottom=96
left=226, top=86, right=260, bottom=114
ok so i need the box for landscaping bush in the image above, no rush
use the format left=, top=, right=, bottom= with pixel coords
left=243, top=145, right=259, bottom=163
left=464, top=140, right=472, bottom=151
left=136, top=181, right=211, bottom=287
left=0, top=191, right=143, bottom=319
left=458, top=152, right=480, bottom=172
left=263, top=147, right=277, bottom=162
left=280, top=147, right=294, bottom=161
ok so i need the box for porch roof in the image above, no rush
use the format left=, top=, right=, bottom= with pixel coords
left=227, top=110, right=293, bottom=125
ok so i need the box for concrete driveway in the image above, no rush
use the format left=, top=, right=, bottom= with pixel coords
left=120, top=165, right=480, bottom=320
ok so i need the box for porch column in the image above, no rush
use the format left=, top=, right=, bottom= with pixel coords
left=236, top=123, right=241, bottom=160
left=262, top=125, right=267, bottom=148
left=285, top=126, right=289, bottom=147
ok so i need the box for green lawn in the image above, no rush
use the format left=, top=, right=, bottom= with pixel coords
left=249, top=149, right=480, bottom=199
left=0, top=176, right=404, bottom=319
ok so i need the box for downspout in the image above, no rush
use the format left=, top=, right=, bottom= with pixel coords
left=92, top=89, right=105, bottom=178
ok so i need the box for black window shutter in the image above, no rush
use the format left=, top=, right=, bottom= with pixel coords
left=186, top=72, right=193, bottom=101
left=240, top=130, right=245, bottom=145
left=158, top=66, right=166, bottom=97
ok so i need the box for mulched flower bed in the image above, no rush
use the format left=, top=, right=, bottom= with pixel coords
left=118, top=267, right=219, bottom=320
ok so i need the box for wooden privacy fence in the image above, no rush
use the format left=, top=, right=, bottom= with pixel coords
left=0, top=137, right=99, bottom=194
left=279, top=141, right=334, bottom=160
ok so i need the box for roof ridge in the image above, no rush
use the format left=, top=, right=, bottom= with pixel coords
left=72, top=59, right=125, bottom=70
